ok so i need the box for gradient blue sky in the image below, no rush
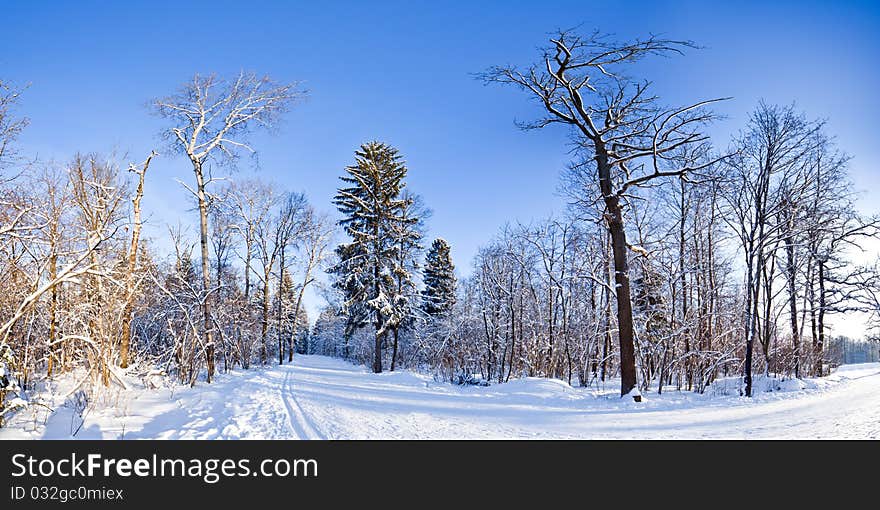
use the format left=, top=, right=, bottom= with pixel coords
left=3, top=0, right=879, bottom=285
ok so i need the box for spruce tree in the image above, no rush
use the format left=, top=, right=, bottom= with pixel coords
left=422, top=238, right=456, bottom=317
left=329, top=242, right=368, bottom=359
left=330, top=141, right=419, bottom=373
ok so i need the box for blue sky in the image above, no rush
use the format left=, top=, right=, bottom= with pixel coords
left=3, top=0, right=879, bottom=284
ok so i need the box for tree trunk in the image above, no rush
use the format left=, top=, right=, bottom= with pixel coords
left=784, top=227, right=800, bottom=378
left=816, top=260, right=826, bottom=377
left=597, top=149, right=639, bottom=400
left=239, top=238, right=253, bottom=369
left=808, top=271, right=818, bottom=375
left=743, top=251, right=756, bottom=397
left=87, top=245, right=109, bottom=387
left=373, top=328, right=383, bottom=373
left=606, top=201, right=638, bottom=399
left=762, top=266, right=774, bottom=375
left=372, top=255, right=383, bottom=373
left=277, top=247, right=285, bottom=366
left=601, top=241, right=612, bottom=383
left=121, top=154, right=151, bottom=369
left=194, top=162, right=215, bottom=383
left=391, top=327, right=399, bottom=371
left=261, top=274, right=270, bottom=365
left=216, top=254, right=228, bottom=373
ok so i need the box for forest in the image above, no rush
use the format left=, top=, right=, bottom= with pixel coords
left=2, top=28, right=879, bottom=426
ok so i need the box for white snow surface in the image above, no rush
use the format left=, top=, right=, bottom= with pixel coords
left=1, top=356, right=878, bottom=440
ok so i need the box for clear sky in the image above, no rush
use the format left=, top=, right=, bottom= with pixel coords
left=2, top=0, right=879, bottom=331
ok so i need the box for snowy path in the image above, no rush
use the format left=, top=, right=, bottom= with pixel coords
left=269, top=356, right=880, bottom=439
left=2, top=355, right=878, bottom=439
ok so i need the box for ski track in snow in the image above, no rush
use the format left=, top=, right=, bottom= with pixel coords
left=2, top=355, right=878, bottom=440
left=280, top=368, right=324, bottom=440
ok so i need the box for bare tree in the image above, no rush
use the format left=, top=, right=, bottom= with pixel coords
left=274, top=192, right=308, bottom=364
left=152, top=72, right=303, bottom=382
left=481, top=29, right=727, bottom=399
left=227, top=179, right=275, bottom=368
left=120, top=151, right=156, bottom=368
left=69, top=154, right=127, bottom=386
left=31, top=166, right=72, bottom=376
left=208, top=186, right=239, bottom=372
left=723, top=103, right=822, bottom=395
left=252, top=190, right=308, bottom=365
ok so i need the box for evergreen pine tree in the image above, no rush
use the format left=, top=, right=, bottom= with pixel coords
left=275, top=272, right=298, bottom=360
left=310, top=307, right=347, bottom=357
left=330, top=141, right=419, bottom=373
left=421, top=238, right=456, bottom=317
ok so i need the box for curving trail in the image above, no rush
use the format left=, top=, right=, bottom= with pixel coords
left=273, top=356, right=880, bottom=440
left=2, top=356, right=877, bottom=440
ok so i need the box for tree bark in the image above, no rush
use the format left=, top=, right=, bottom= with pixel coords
left=597, top=149, right=639, bottom=400
left=743, top=247, right=757, bottom=397
left=816, top=259, right=826, bottom=377
left=194, top=162, right=215, bottom=382
left=120, top=153, right=152, bottom=369
left=391, top=327, right=399, bottom=371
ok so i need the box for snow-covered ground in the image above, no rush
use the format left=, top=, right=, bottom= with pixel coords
left=2, top=355, right=878, bottom=439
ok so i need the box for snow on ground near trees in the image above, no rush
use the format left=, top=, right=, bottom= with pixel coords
left=2, top=356, right=878, bottom=439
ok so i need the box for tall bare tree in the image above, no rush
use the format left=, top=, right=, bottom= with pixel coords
left=481, top=30, right=727, bottom=399
left=227, top=179, right=275, bottom=368
left=153, top=72, right=302, bottom=382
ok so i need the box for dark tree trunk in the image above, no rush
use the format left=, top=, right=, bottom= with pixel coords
left=606, top=200, right=638, bottom=399
left=373, top=329, right=383, bottom=373
left=391, top=327, right=399, bottom=371
left=373, top=260, right=383, bottom=373
left=743, top=254, right=757, bottom=397
left=597, top=150, right=639, bottom=400
left=600, top=232, right=612, bottom=382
